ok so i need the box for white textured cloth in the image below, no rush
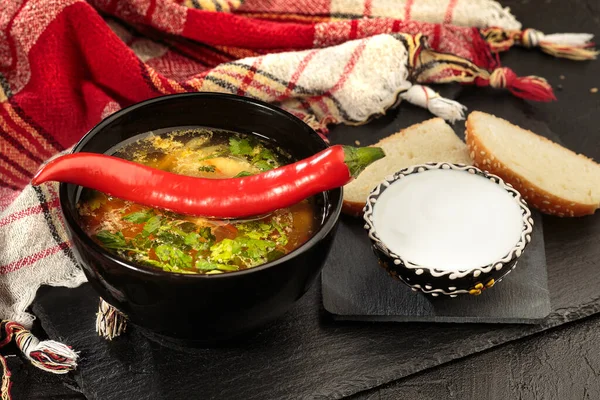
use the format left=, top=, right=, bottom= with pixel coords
left=0, top=183, right=86, bottom=328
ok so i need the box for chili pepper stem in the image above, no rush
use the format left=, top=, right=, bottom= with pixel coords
left=343, top=146, right=385, bottom=178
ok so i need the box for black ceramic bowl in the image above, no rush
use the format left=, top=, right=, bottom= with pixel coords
left=59, top=93, right=342, bottom=343
left=363, top=163, right=533, bottom=297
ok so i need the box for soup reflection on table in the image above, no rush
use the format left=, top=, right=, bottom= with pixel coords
left=77, top=128, right=318, bottom=275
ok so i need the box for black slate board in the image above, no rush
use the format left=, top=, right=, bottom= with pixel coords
left=322, top=212, right=550, bottom=323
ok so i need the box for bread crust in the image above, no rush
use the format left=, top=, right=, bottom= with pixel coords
left=465, top=112, right=598, bottom=217
left=342, top=200, right=365, bottom=217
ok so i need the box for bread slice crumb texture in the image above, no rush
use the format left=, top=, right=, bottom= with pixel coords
left=466, top=111, right=600, bottom=216
left=342, top=118, right=472, bottom=216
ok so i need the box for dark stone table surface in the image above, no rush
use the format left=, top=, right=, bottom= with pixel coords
left=4, top=0, right=600, bottom=398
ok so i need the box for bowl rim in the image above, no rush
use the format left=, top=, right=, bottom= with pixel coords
left=59, top=92, right=343, bottom=280
left=363, top=162, right=534, bottom=281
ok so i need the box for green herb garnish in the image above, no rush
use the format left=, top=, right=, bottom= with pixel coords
left=88, top=197, right=104, bottom=211
left=229, top=137, right=254, bottom=156
left=253, top=160, right=273, bottom=172
left=195, top=260, right=239, bottom=272
left=195, top=260, right=221, bottom=271
left=198, top=165, right=216, bottom=173
left=142, top=215, right=163, bottom=236
left=237, top=237, right=277, bottom=261
left=252, top=148, right=278, bottom=171
left=272, top=219, right=289, bottom=246
left=199, top=227, right=216, bottom=242
left=122, top=209, right=154, bottom=223
left=229, top=135, right=282, bottom=173
left=95, top=230, right=127, bottom=249
left=234, top=171, right=254, bottom=178
left=131, top=234, right=152, bottom=251
left=183, top=228, right=214, bottom=251
left=210, top=238, right=242, bottom=263
left=184, top=232, right=201, bottom=247
left=208, top=235, right=278, bottom=267
left=155, top=244, right=193, bottom=270
left=156, top=230, right=185, bottom=247
left=238, top=221, right=272, bottom=240
left=256, top=148, right=276, bottom=160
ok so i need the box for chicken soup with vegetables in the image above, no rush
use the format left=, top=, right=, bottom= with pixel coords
left=77, top=128, right=318, bottom=275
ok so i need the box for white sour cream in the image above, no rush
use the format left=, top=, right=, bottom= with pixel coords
left=372, top=169, right=524, bottom=271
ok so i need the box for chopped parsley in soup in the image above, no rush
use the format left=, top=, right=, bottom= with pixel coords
left=77, top=128, right=318, bottom=275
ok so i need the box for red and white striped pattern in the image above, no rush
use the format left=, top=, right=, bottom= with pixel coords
left=238, top=0, right=522, bottom=30
left=0, top=181, right=86, bottom=328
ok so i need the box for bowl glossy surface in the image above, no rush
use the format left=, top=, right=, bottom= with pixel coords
left=59, top=93, right=342, bottom=342
left=363, top=163, right=533, bottom=297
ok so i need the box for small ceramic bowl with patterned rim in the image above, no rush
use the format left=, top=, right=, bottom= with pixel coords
left=363, top=162, right=534, bottom=297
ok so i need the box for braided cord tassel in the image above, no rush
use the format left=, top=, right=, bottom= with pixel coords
left=478, top=67, right=556, bottom=102
left=0, top=321, right=78, bottom=399
left=399, top=85, right=466, bottom=123
left=483, top=27, right=598, bottom=60
left=0, top=352, right=11, bottom=400
left=10, top=322, right=78, bottom=373
left=96, top=298, right=127, bottom=340
left=408, top=44, right=556, bottom=102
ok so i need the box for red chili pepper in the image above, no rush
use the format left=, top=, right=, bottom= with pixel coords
left=32, top=145, right=384, bottom=218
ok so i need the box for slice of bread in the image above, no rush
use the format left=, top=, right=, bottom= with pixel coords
left=466, top=111, right=600, bottom=217
left=342, top=118, right=472, bottom=216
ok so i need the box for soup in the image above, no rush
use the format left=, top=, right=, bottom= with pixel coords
left=77, top=128, right=318, bottom=275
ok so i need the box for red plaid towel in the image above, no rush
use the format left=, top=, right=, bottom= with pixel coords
left=237, top=0, right=522, bottom=29
left=0, top=0, right=596, bottom=395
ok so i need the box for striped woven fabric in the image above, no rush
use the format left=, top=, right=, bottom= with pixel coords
left=2, top=0, right=574, bottom=190
left=0, top=1, right=594, bottom=395
left=236, top=0, right=523, bottom=29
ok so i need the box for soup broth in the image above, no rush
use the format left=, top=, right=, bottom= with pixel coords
left=77, top=127, right=318, bottom=275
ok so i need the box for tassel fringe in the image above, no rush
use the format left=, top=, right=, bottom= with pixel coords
left=8, top=322, right=78, bottom=374
left=4, top=321, right=78, bottom=373
left=483, top=28, right=598, bottom=60
left=477, top=67, right=556, bottom=102
left=0, top=321, right=78, bottom=399
left=0, top=353, right=10, bottom=400
left=96, top=298, right=127, bottom=340
left=411, top=46, right=557, bottom=102
left=400, top=85, right=467, bottom=123
left=25, top=340, right=79, bottom=373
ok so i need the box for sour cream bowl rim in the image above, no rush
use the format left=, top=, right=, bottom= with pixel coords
left=362, top=162, right=534, bottom=297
